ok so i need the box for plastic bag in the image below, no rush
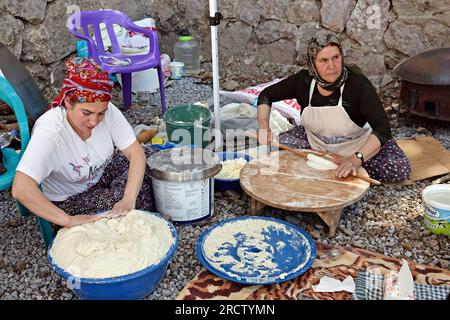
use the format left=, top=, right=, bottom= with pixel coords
left=216, top=103, right=294, bottom=136
left=221, top=103, right=257, bottom=119
left=269, top=109, right=294, bottom=135
left=219, top=79, right=302, bottom=125
left=219, top=79, right=283, bottom=105
left=160, top=54, right=171, bottom=80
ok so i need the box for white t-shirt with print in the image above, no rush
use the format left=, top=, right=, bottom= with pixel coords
left=16, top=102, right=136, bottom=201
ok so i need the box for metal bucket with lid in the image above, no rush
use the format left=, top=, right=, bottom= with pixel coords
left=147, top=146, right=221, bottom=224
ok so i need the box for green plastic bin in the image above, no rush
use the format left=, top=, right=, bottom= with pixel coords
left=164, top=105, right=212, bottom=148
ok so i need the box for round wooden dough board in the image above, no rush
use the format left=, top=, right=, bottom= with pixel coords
left=240, top=150, right=370, bottom=235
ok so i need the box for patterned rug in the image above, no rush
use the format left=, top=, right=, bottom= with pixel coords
left=176, top=242, right=450, bottom=300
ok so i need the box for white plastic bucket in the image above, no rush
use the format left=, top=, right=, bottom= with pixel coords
left=152, top=178, right=214, bottom=223
left=422, top=184, right=450, bottom=219
left=117, top=69, right=160, bottom=93
left=421, top=184, right=450, bottom=237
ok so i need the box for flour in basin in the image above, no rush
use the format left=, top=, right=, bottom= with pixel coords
left=49, top=210, right=175, bottom=279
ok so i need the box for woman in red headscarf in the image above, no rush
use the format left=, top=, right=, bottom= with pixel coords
left=12, top=57, right=157, bottom=227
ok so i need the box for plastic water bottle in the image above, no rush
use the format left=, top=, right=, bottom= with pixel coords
left=174, top=32, right=201, bottom=76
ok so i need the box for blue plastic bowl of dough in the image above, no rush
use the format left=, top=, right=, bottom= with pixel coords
left=214, top=151, right=252, bottom=191
left=47, top=212, right=178, bottom=300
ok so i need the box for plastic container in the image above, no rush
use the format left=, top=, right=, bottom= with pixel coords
left=214, top=151, right=251, bottom=191
left=146, top=141, right=177, bottom=151
left=174, top=34, right=201, bottom=76
left=117, top=68, right=159, bottom=94
left=116, top=42, right=158, bottom=93
left=164, top=105, right=212, bottom=148
left=169, top=62, right=184, bottom=80
left=150, top=131, right=168, bottom=145
left=147, top=146, right=221, bottom=224
left=48, top=212, right=178, bottom=300
left=422, top=184, right=450, bottom=236
left=423, top=215, right=449, bottom=237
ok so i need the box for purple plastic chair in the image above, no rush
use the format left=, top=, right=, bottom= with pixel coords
left=67, top=9, right=166, bottom=113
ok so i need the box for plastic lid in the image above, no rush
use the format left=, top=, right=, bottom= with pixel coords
left=179, top=36, right=193, bottom=41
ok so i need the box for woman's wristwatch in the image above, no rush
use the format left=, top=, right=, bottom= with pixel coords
left=354, top=151, right=364, bottom=164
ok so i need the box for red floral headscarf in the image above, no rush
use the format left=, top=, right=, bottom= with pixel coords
left=49, top=57, right=114, bottom=109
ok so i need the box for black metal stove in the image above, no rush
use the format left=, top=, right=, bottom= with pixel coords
left=394, top=48, right=450, bottom=122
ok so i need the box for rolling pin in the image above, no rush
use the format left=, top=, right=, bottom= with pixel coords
left=243, top=130, right=381, bottom=185
left=137, top=127, right=159, bottom=144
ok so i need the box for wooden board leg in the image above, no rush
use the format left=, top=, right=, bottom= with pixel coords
left=316, top=209, right=343, bottom=237
left=250, top=198, right=266, bottom=215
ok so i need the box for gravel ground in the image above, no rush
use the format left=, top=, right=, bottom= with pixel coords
left=0, top=77, right=449, bottom=300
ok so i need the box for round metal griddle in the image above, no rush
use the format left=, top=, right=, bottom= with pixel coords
left=393, top=47, right=450, bottom=85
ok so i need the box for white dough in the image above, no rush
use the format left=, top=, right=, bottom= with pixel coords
left=306, top=153, right=337, bottom=170
left=306, top=160, right=333, bottom=171
left=49, top=210, right=175, bottom=279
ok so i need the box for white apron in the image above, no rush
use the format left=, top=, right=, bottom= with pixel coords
left=300, top=79, right=372, bottom=157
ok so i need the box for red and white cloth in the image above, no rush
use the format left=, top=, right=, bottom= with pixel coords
left=49, top=57, right=114, bottom=109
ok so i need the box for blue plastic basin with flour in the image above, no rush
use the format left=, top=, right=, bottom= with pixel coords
left=196, top=216, right=316, bottom=285
left=47, top=212, right=178, bottom=300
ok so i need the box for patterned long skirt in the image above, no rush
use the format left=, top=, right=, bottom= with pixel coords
left=279, top=126, right=411, bottom=182
left=52, top=146, right=159, bottom=215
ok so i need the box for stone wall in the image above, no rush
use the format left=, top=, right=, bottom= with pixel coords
left=0, top=0, right=149, bottom=98
left=150, top=0, right=450, bottom=91
left=1, top=0, right=449, bottom=97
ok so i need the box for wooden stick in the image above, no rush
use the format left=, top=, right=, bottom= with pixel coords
left=0, top=122, right=19, bottom=131
left=243, top=130, right=381, bottom=185
left=268, top=137, right=311, bottom=158
left=137, top=128, right=159, bottom=144
left=0, top=115, right=18, bottom=123
left=351, top=170, right=381, bottom=185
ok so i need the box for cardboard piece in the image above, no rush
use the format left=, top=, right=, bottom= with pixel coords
left=397, top=136, right=450, bottom=182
